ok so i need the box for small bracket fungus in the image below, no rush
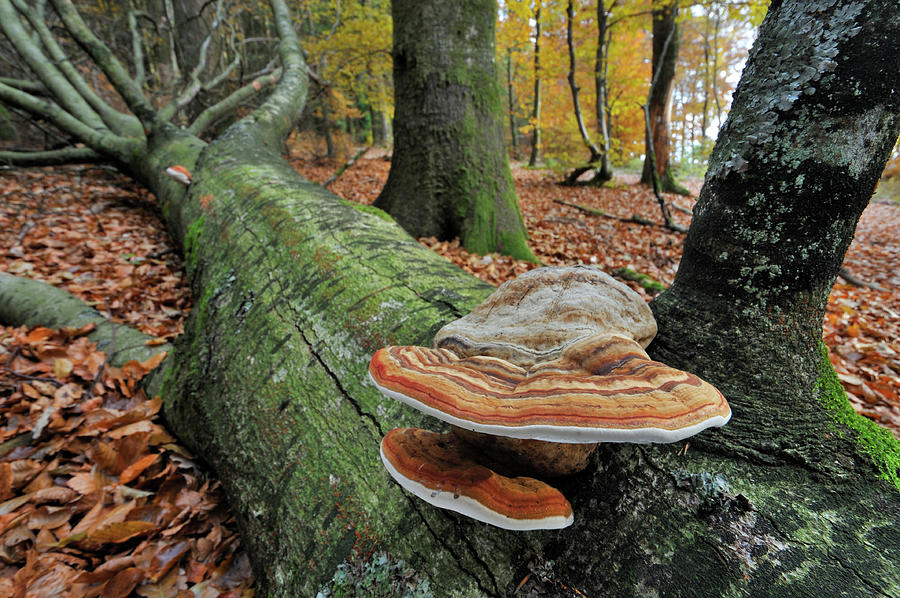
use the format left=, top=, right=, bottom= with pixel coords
left=165, top=165, right=192, bottom=185
left=371, top=266, right=731, bottom=529
left=380, top=427, right=573, bottom=531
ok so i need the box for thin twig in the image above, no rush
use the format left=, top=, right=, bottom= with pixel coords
left=552, top=198, right=684, bottom=232
left=323, top=147, right=369, bottom=187
left=837, top=268, right=888, bottom=291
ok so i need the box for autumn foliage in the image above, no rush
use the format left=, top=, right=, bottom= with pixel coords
left=0, top=323, right=253, bottom=597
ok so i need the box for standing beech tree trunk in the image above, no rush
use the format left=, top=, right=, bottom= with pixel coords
left=561, top=0, right=611, bottom=186
left=507, top=49, right=519, bottom=159
left=373, top=0, right=536, bottom=261
left=650, top=0, right=900, bottom=470
left=527, top=2, right=542, bottom=167
left=593, top=0, right=615, bottom=181
left=2, top=1, right=899, bottom=597
left=640, top=1, right=686, bottom=194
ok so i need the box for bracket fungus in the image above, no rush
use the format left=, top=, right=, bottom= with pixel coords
left=380, top=427, right=574, bottom=531
left=164, top=165, right=192, bottom=185
left=371, top=266, right=731, bottom=529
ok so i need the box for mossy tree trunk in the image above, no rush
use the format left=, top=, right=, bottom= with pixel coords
left=373, top=0, right=537, bottom=262
left=650, top=0, right=900, bottom=475
left=4, top=1, right=900, bottom=597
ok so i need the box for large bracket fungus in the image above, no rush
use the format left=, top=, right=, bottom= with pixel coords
left=370, top=266, right=731, bottom=530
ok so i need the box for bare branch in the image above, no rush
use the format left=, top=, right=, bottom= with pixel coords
left=127, top=10, right=154, bottom=88
left=11, top=0, right=143, bottom=138
left=0, top=0, right=108, bottom=132
left=163, top=0, right=182, bottom=84
left=187, top=68, right=282, bottom=136
left=641, top=102, right=687, bottom=233
left=229, top=0, right=308, bottom=143
left=159, top=0, right=233, bottom=122
left=0, top=146, right=104, bottom=166
left=0, top=80, right=140, bottom=160
left=324, top=146, right=368, bottom=187
left=0, top=77, right=46, bottom=94
left=202, top=54, right=240, bottom=91
left=49, top=0, right=159, bottom=127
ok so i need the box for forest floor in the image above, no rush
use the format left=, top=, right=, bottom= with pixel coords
left=0, top=151, right=898, bottom=595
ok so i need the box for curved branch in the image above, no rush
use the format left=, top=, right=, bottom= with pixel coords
left=162, top=0, right=182, bottom=85
left=0, top=0, right=109, bottom=132
left=128, top=11, right=147, bottom=88
left=11, top=0, right=144, bottom=138
left=228, top=0, right=308, bottom=144
left=0, top=146, right=105, bottom=166
left=0, top=81, right=140, bottom=161
left=0, top=77, right=46, bottom=94
left=158, top=0, right=240, bottom=123
left=48, top=0, right=159, bottom=127
left=186, top=68, right=282, bottom=136
left=202, top=54, right=241, bottom=92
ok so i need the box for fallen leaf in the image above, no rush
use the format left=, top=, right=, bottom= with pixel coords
left=119, top=453, right=159, bottom=486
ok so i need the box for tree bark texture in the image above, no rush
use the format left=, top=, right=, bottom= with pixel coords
left=373, top=0, right=535, bottom=262
left=640, top=1, right=683, bottom=193
left=652, top=0, right=900, bottom=421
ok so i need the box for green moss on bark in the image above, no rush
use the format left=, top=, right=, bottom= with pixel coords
left=816, top=342, right=900, bottom=491
left=183, top=215, right=205, bottom=268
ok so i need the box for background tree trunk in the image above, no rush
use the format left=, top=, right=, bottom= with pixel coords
left=507, top=49, right=519, bottom=160
left=593, top=0, right=614, bottom=181
left=528, top=3, right=542, bottom=167
left=373, top=0, right=536, bottom=261
left=561, top=0, right=611, bottom=186
left=640, top=1, right=686, bottom=194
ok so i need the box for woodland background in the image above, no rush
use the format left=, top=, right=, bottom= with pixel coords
left=1, top=0, right=899, bottom=595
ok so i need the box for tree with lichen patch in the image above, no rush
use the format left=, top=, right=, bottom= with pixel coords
left=373, top=0, right=537, bottom=262
left=2, top=0, right=900, bottom=596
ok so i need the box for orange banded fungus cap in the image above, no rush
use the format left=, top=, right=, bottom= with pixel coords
left=380, top=427, right=574, bottom=530
left=370, top=333, right=731, bottom=445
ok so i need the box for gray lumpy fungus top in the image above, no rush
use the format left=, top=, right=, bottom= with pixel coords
left=433, top=266, right=657, bottom=367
